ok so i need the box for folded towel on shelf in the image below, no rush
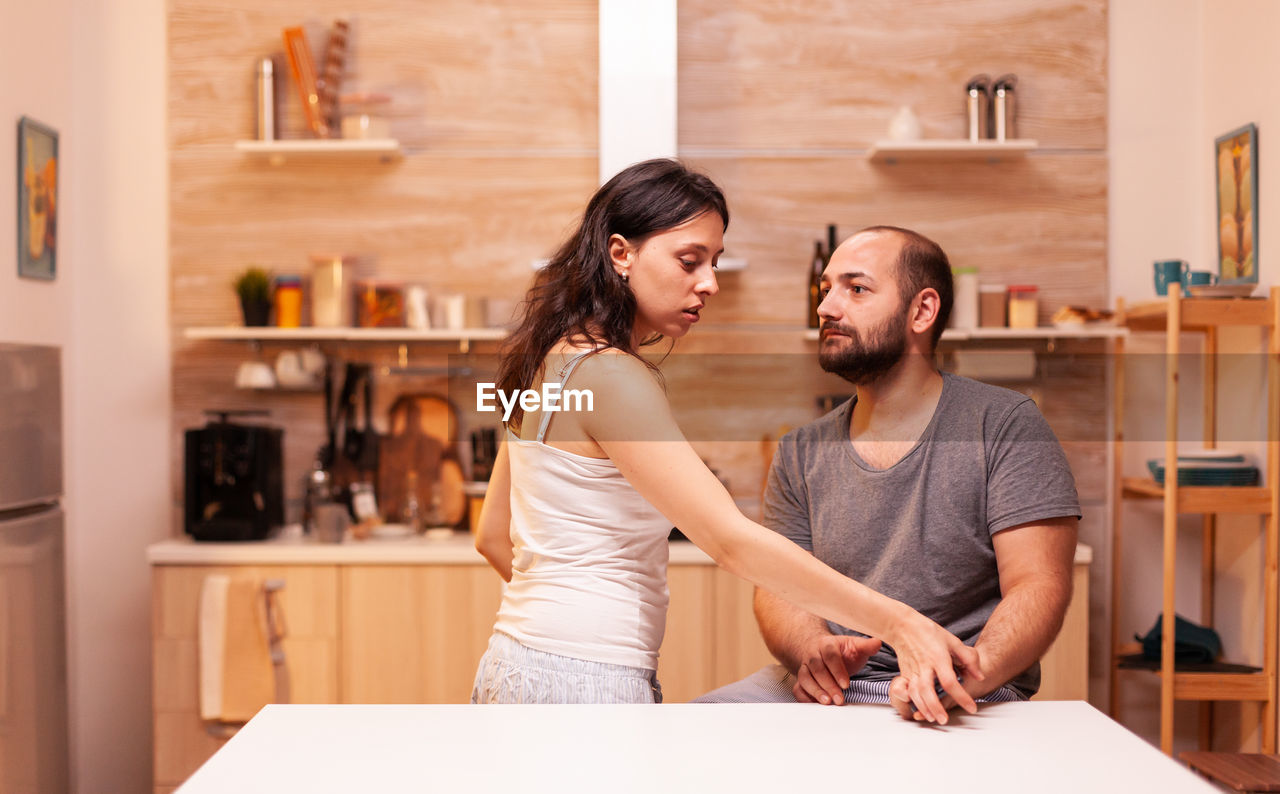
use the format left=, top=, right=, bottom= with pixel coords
left=199, top=575, right=276, bottom=723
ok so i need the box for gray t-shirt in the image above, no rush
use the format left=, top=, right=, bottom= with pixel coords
left=763, top=372, right=1081, bottom=698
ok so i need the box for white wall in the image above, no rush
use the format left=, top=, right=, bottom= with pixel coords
left=65, top=1, right=170, bottom=790
left=3, top=0, right=170, bottom=791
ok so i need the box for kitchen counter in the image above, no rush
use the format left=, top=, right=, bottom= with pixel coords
left=178, top=701, right=1211, bottom=793
left=147, top=534, right=1092, bottom=567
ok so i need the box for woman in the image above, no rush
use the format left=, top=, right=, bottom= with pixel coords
left=472, top=159, right=981, bottom=722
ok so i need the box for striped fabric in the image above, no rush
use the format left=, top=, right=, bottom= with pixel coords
left=693, top=664, right=1025, bottom=705
left=471, top=631, right=663, bottom=704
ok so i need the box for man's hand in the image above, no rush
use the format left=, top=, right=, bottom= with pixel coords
left=791, top=635, right=882, bottom=705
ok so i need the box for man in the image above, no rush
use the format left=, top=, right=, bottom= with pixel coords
left=697, top=226, right=1080, bottom=716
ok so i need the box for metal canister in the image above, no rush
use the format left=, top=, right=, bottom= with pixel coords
left=965, top=74, right=991, bottom=141
left=256, top=57, right=277, bottom=140
left=993, top=74, right=1018, bottom=141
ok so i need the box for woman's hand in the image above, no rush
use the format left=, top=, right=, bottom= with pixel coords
left=883, top=612, right=984, bottom=724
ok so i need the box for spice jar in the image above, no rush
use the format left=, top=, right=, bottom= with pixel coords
left=1007, top=285, right=1039, bottom=329
left=274, top=275, right=302, bottom=328
left=979, top=285, right=1007, bottom=328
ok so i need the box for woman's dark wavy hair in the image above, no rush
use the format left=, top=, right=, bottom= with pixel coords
left=497, top=158, right=729, bottom=428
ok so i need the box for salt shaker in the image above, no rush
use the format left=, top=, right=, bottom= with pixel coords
left=965, top=74, right=991, bottom=141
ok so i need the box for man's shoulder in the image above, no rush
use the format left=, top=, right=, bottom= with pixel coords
left=943, top=372, right=1034, bottom=411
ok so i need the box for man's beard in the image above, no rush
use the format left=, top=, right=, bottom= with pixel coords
left=818, top=311, right=908, bottom=386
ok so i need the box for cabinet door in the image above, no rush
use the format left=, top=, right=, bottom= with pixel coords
left=1033, top=561, right=1090, bottom=700
left=151, top=564, right=338, bottom=789
left=657, top=566, right=717, bottom=702
left=711, top=568, right=776, bottom=688
left=341, top=565, right=503, bottom=704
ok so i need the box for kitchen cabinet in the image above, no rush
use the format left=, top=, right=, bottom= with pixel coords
left=150, top=564, right=339, bottom=791
left=149, top=537, right=1088, bottom=791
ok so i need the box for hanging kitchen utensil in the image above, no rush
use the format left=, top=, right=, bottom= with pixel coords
left=356, top=366, right=380, bottom=473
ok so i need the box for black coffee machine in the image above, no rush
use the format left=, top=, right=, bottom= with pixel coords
left=184, top=410, right=284, bottom=541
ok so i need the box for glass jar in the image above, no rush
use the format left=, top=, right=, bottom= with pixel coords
left=979, top=285, right=1007, bottom=328
left=310, top=254, right=350, bottom=327
left=274, top=275, right=302, bottom=328
left=1007, top=285, right=1039, bottom=329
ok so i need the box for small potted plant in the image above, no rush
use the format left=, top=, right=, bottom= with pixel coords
left=233, top=266, right=272, bottom=327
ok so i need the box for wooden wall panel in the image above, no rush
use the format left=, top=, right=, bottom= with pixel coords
left=678, top=0, right=1106, bottom=150
left=683, top=154, right=1108, bottom=328
left=169, top=0, right=598, bottom=149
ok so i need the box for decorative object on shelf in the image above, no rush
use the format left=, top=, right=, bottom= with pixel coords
left=282, top=26, right=328, bottom=137
left=806, top=240, right=824, bottom=329
left=992, top=74, right=1018, bottom=141
left=17, top=116, right=58, bottom=281
left=256, top=57, right=278, bottom=140
left=339, top=92, right=392, bottom=140
left=1147, top=450, right=1259, bottom=487
left=1214, top=122, right=1258, bottom=285
left=1189, top=283, right=1257, bottom=298
left=233, top=266, right=273, bottom=326
left=1050, top=305, right=1113, bottom=328
left=887, top=105, right=922, bottom=141
left=355, top=280, right=406, bottom=328
left=405, top=285, right=431, bottom=329
left=964, top=74, right=991, bottom=141
left=315, top=19, right=350, bottom=134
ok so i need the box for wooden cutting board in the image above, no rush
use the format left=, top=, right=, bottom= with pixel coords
left=377, top=394, right=466, bottom=527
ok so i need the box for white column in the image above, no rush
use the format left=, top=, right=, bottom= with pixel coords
left=598, top=0, right=678, bottom=185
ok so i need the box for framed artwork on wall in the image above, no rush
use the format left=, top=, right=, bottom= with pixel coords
left=1215, top=122, right=1258, bottom=285
left=16, top=116, right=59, bottom=281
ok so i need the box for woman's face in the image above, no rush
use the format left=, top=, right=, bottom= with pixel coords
left=610, top=210, right=724, bottom=342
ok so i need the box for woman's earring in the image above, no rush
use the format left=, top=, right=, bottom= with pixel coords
left=621, top=270, right=630, bottom=283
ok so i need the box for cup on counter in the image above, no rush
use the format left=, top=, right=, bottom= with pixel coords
left=1153, top=259, right=1189, bottom=297
left=313, top=502, right=350, bottom=543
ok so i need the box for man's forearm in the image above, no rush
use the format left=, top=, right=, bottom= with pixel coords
left=753, top=586, right=833, bottom=673
left=967, top=577, right=1072, bottom=698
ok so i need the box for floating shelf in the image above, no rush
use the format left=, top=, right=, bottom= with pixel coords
left=802, top=326, right=1125, bottom=342
left=234, top=139, right=403, bottom=163
left=184, top=326, right=506, bottom=353
left=1122, top=296, right=1273, bottom=332
left=868, top=139, right=1038, bottom=163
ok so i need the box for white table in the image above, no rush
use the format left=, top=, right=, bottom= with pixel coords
left=178, top=701, right=1215, bottom=793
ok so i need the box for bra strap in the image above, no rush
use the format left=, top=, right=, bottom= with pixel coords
left=535, top=348, right=598, bottom=443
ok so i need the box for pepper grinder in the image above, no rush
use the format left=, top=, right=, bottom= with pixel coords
left=993, top=74, right=1018, bottom=141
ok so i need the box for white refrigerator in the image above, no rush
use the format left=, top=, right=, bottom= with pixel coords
left=0, top=343, right=69, bottom=792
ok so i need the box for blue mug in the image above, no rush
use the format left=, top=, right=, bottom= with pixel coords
left=1186, top=271, right=1217, bottom=292
left=1153, top=260, right=1189, bottom=296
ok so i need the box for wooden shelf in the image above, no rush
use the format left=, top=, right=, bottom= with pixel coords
left=868, top=139, right=1038, bottom=163
left=184, top=327, right=506, bottom=342
left=234, top=139, right=402, bottom=164
left=801, top=326, right=1125, bottom=342
left=1118, top=669, right=1272, bottom=702
left=1122, top=297, right=1274, bottom=331
left=1121, top=478, right=1273, bottom=515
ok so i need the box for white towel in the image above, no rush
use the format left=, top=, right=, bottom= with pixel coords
left=198, top=575, right=275, bottom=723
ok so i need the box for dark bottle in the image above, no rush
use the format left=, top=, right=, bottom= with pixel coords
left=807, top=240, right=825, bottom=328
left=826, top=224, right=839, bottom=259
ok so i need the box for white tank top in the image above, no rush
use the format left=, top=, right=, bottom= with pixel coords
left=493, top=350, right=673, bottom=670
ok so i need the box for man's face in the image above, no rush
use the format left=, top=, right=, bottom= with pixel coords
left=816, top=232, right=911, bottom=386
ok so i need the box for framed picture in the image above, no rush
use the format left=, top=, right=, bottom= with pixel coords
left=16, top=116, right=58, bottom=281
left=1215, top=122, right=1258, bottom=285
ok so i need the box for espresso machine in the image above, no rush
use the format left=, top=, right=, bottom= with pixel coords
left=184, top=409, right=284, bottom=541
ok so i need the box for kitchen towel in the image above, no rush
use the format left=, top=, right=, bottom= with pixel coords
left=198, top=575, right=277, bottom=723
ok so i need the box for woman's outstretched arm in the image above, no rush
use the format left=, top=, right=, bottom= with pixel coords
left=576, top=353, right=983, bottom=723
